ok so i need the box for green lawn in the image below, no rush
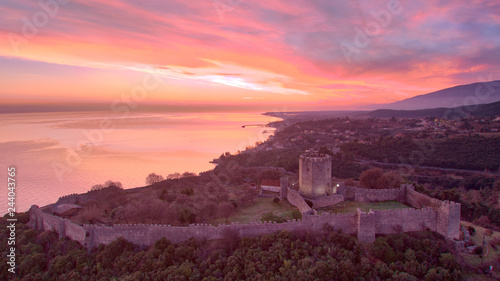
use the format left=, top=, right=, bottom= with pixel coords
left=216, top=197, right=299, bottom=224
left=317, top=200, right=410, bottom=214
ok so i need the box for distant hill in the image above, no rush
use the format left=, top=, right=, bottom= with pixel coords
left=366, top=100, right=500, bottom=119
left=369, top=80, right=500, bottom=110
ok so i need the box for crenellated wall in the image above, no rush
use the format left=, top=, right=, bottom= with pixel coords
left=303, top=212, right=358, bottom=234
left=404, top=185, right=460, bottom=239
left=436, top=201, right=461, bottom=239
left=57, top=193, right=79, bottom=203
left=357, top=209, right=376, bottom=243
left=82, top=220, right=310, bottom=249
left=29, top=204, right=313, bottom=250
left=405, top=186, right=442, bottom=209
left=374, top=207, right=437, bottom=235
left=27, top=184, right=461, bottom=249
left=28, top=205, right=86, bottom=240
left=337, top=184, right=403, bottom=202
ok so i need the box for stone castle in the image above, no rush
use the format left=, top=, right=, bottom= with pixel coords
left=28, top=153, right=461, bottom=250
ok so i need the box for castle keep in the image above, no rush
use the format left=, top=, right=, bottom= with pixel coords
left=299, top=153, right=332, bottom=197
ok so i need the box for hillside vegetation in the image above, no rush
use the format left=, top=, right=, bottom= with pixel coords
left=1, top=214, right=463, bottom=280
left=342, top=135, right=500, bottom=172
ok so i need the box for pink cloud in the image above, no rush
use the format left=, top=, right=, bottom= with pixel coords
left=1, top=0, right=499, bottom=108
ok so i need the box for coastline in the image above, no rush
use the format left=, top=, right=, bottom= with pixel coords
left=3, top=111, right=281, bottom=213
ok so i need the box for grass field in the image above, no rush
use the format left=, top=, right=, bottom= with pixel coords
left=215, top=197, right=299, bottom=224
left=317, top=200, right=410, bottom=214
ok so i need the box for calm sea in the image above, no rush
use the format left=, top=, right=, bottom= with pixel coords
left=0, top=111, right=280, bottom=213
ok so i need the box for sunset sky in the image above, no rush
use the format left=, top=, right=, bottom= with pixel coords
left=1, top=0, right=499, bottom=112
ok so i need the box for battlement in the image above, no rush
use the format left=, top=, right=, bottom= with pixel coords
left=299, top=153, right=332, bottom=197
left=442, top=200, right=460, bottom=206
left=27, top=171, right=462, bottom=249
left=337, top=184, right=401, bottom=202
left=299, top=153, right=332, bottom=163
left=58, top=193, right=79, bottom=200
left=308, top=211, right=355, bottom=218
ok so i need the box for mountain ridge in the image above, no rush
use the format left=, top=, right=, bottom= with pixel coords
left=367, top=80, right=500, bottom=110
left=365, top=100, right=500, bottom=119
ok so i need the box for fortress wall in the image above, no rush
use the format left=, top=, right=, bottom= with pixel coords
left=308, top=194, right=344, bottom=209
left=436, top=201, right=461, bottom=239
left=303, top=212, right=358, bottom=234
left=28, top=205, right=310, bottom=249
left=40, top=211, right=63, bottom=233
left=337, top=184, right=356, bottom=200
left=287, top=188, right=313, bottom=213
left=355, top=188, right=400, bottom=202
left=406, top=187, right=443, bottom=209
left=84, top=224, right=174, bottom=247
left=28, top=205, right=41, bottom=230
left=236, top=220, right=307, bottom=237
left=337, top=185, right=401, bottom=202
left=56, top=193, right=79, bottom=204
left=83, top=220, right=309, bottom=248
left=357, top=210, right=376, bottom=242
left=27, top=182, right=462, bottom=249
left=64, top=220, right=87, bottom=242
left=374, top=208, right=437, bottom=235
left=27, top=205, right=87, bottom=242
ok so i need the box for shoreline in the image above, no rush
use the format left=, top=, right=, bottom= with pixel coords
left=7, top=111, right=282, bottom=213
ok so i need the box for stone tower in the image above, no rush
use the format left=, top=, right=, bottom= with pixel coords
left=299, top=153, right=332, bottom=197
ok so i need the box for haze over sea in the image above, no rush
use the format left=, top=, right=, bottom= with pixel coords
left=0, top=111, right=280, bottom=213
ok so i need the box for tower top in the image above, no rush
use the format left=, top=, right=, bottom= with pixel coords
left=299, top=153, right=332, bottom=163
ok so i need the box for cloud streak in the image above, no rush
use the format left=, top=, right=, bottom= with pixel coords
left=0, top=0, right=499, bottom=109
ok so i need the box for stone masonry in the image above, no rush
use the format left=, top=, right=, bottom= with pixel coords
left=28, top=183, right=461, bottom=249
left=299, top=153, right=332, bottom=197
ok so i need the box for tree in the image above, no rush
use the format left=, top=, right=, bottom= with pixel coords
left=91, top=184, right=104, bottom=191
left=91, top=180, right=122, bottom=191
left=376, top=171, right=403, bottom=189
left=104, top=180, right=122, bottom=189
left=218, top=202, right=236, bottom=222
left=318, top=146, right=334, bottom=156
left=167, top=172, right=181, bottom=180
left=178, top=208, right=196, bottom=224
left=259, top=169, right=281, bottom=181
left=181, top=172, right=197, bottom=178
left=360, top=168, right=384, bottom=189
left=146, top=173, right=164, bottom=185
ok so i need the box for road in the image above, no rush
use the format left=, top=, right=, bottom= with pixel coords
left=357, top=159, right=500, bottom=177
